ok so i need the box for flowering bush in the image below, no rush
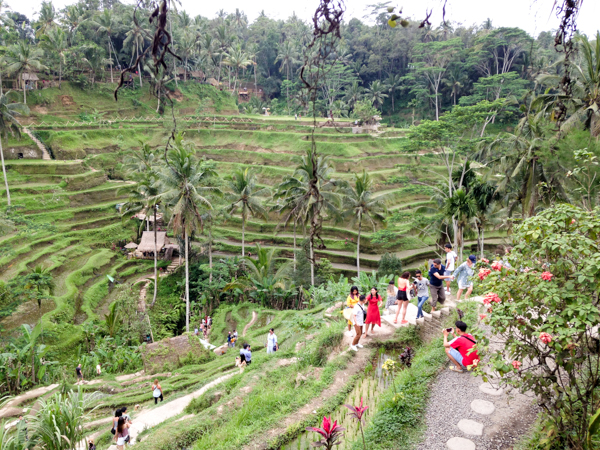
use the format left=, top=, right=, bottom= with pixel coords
left=491, top=261, right=503, bottom=271
left=472, top=204, right=600, bottom=448
left=478, top=268, right=491, bottom=280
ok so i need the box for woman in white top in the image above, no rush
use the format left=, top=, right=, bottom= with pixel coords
left=266, top=328, right=278, bottom=354
left=152, top=379, right=163, bottom=404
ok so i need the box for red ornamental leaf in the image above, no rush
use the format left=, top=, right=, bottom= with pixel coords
left=306, top=427, right=328, bottom=438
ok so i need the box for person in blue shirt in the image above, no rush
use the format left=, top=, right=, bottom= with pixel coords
left=429, top=258, right=454, bottom=312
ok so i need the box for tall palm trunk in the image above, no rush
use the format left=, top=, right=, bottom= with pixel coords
left=356, top=219, right=361, bottom=278
left=480, top=225, right=485, bottom=259
left=59, top=60, right=62, bottom=89
left=107, top=40, right=114, bottom=83
left=309, top=239, right=315, bottom=286
left=185, top=230, right=190, bottom=333
left=241, top=213, right=245, bottom=256
left=209, top=225, right=213, bottom=284
left=152, top=206, right=158, bottom=307
left=137, top=46, right=143, bottom=88
left=23, top=76, right=26, bottom=105
left=293, top=220, right=297, bottom=271
left=0, top=138, right=10, bottom=206
left=253, top=61, right=257, bottom=94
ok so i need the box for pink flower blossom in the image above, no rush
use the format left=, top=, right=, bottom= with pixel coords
left=483, top=292, right=501, bottom=305
left=539, top=332, right=553, bottom=344
left=472, top=359, right=480, bottom=367
left=512, top=361, right=521, bottom=369
left=571, top=219, right=576, bottom=224
left=478, top=268, right=491, bottom=281
left=479, top=314, right=487, bottom=320
left=541, top=271, right=553, bottom=281
left=491, top=261, right=503, bottom=271
left=480, top=258, right=489, bottom=264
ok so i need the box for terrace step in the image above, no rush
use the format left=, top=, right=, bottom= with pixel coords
left=23, top=128, right=51, bottom=160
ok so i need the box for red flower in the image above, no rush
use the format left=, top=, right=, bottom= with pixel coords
left=345, top=397, right=368, bottom=423
left=472, top=359, right=480, bottom=368
left=479, top=314, right=487, bottom=320
left=481, top=258, right=489, bottom=264
left=491, top=261, right=503, bottom=271
left=483, top=292, right=501, bottom=305
left=478, top=268, right=491, bottom=281
left=512, top=361, right=521, bottom=369
left=541, top=271, right=553, bottom=281
left=539, top=332, right=553, bottom=344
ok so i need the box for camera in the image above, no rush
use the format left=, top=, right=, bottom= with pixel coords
left=445, top=328, right=453, bottom=333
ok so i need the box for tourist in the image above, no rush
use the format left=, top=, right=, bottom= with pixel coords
left=88, top=438, right=96, bottom=450
left=345, top=286, right=360, bottom=332
left=152, top=379, right=164, bottom=404
left=114, top=417, right=130, bottom=449
left=76, top=363, right=84, bottom=383
left=453, top=255, right=476, bottom=301
left=111, top=408, right=123, bottom=435
left=207, top=316, right=212, bottom=329
left=203, top=327, right=208, bottom=340
left=444, top=244, right=458, bottom=295
left=443, top=321, right=479, bottom=372
left=365, top=287, right=382, bottom=337
left=227, top=332, right=232, bottom=348
left=385, top=280, right=397, bottom=312
left=266, top=328, right=278, bottom=354
left=120, top=406, right=132, bottom=424
left=429, top=258, right=454, bottom=312
left=240, top=344, right=252, bottom=365
left=394, top=272, right=411, bottom=324
left=350, top=295, right=367, bottom=352
left=233, top=329, right=238, bottom=340
left=413, top=270, right=430, bottom=319
left=195, top=326, right=199, bottom=336
left=96, top=363, right=102, bottom=376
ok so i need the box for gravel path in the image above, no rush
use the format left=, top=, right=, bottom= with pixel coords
left=417, top=332, right=539, bottom=450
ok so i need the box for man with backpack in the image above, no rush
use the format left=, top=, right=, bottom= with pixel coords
left=443, top=321, right=479, bottom=372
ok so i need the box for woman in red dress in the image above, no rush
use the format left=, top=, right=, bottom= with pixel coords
left=365, top=287, right=382, bottom=337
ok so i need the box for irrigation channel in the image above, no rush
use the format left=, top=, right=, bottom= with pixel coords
left=281, top=349, right=402, bottom=450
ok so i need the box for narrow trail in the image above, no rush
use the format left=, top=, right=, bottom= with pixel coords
left=105, top=372, right=236, bottom=448
left=23, top=128, right=51, bottom=160
left=0, top=384, right=58, bottom=419
left=243, top=311, right=258, bottom=336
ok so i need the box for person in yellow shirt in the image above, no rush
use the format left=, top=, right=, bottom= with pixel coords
left=345, top=286, right=360, bottom=331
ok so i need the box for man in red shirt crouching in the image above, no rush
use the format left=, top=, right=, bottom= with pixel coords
left=443, top=320, right=479, bottom=373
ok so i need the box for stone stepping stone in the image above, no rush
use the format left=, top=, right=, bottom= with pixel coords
left=479, top=382, right=504, bottom=396
left=457, top=418, right=484, bottom=436
left=471, top=399, right=495, bottom=415
left=447, top=436, right=476, bottom=450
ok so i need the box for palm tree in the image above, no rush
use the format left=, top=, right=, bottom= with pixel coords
left=91, top=9, right=120, bottom=83
left=535, top=31, right=600, bottom=137
left=176, top=31, right=197, bottom=82
left=345, top=81, right=363, bottom=108
left=40, top=27, right=67, bottom=88
left=225, top=168, right=269, bottom=257
left=365, top=80, right=389, bottom=109
left=3, top=41, right=46, bottom=104
left=223, top=44, right=252, bottom=93
left=443, top=188, right=476, bottom=261
left=155, top=135, right=216, bottom=333
left=0, top=92, right=28, bottom=206
left=276, top=40, right=298, bottom=102
left=243, top=244, right=290, bottom=306
left=124, top=20, right=149, bottom=87
left=386, top=74, right=402, bottom=112
left=470, top=180, right=497, bottom=258
left=24, top=265, right=54, bottom=341
left=36, top=1, right=56, bottom=37
left=342, top=171, right=386, bottom=277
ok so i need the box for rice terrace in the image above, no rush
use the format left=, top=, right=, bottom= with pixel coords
left=0, top=0, right=599, bottom=449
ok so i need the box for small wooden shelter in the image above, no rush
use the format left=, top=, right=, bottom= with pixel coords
left=22, top=73, right=39, bottom=90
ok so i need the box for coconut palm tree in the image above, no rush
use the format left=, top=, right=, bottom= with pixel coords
left=443, top=188, right=476, bottom=261
left=225, top=168, right=269, bottom=257
left=0, top=92, right=28, bottom=206
left=3, top=41, right=46, bottom=104
left=386, top=74, right=402, bottom=111
left=155, top=135, right=216, bottom=332
left=470, top=180, right=498, bottom=258
left=24, top=265, right=54, bottom=341
left=342, top=171, right=386, bottom=277
left=276, top=40, right=299, bottom=101
left=36, top=1, right=56, bottom=37
left=364, top=80, right=388, bottom=109
left=124, top=20, right=149, bottom=87
left=91, top=9, right=121, bottom=83
left=40, top=27, right=67, bottom=88
left=223, top=43, right=252, bottom=93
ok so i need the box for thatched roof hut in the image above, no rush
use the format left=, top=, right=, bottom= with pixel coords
left=124, top=242, right=138, bottom=249
left=137, top=231, right=169, bottom=253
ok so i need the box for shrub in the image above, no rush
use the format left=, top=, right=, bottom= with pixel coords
left=475, top=204, right=600, bottom=449
left=377, top=253, right=403, bottom=279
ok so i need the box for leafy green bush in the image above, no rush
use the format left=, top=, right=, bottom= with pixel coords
left=378, top=253, right=403, bottom=279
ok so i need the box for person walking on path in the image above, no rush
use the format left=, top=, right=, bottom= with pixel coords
left=75, top=363, right=84, bottom=383
left=111, top=408, right=123, bottom=435
left=240, top=344, right=252, bottom=365
left=443, top=320, right=479, bottom=372
left=350, top=295, right=367, bottom=352
left=114, top=417, right=130, bottom=449
left=227, top=332, right=232, bottom=348
left=345, top=286, right=360, bottom=332
left=266, top=328, right=278, bottom=354
left=152, top=379, right=163, bottom=404
left=429, top=258, right=454, bottom=312
left=96, top=363, right=102, bottom=376
left=385, top=280, right=397, bottom=312
left=413, top=270, right=430, bottom=319
left=394, top=272, right=412, bottom=324
left=365, top=287, right=382, bottom=337
left=453, top=255, right=476, bottom=301
left=444, top=244, right=458, bottom=295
